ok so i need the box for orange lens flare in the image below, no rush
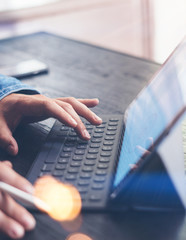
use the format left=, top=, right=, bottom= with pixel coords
left=66, top=233, right=93, bottom=240
left=34, top=176, right=82, bottom=221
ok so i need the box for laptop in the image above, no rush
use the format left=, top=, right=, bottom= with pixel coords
left=27, top=37, right=186, bottom=211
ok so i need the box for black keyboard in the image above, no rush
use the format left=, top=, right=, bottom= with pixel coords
left=27, top=115, right=124, bottom=210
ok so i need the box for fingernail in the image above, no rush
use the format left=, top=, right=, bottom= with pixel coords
left=94, top=115, right=102, bottom=122
left=7, top=145, right=16, bottom=155
left=83, top=129, right=90, bottom=139
left=10, top=224, right=24, bottom=239
left=70, top=118, right=77, bottom=127
left=22, top=215, right=36, bottom=230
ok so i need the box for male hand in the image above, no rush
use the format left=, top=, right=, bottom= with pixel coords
left=0, top=161, right=35, bottom=239
left=0, top=94, right=102, bottom=156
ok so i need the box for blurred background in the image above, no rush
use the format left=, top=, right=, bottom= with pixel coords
left=0, top=0, right=186, bottom=63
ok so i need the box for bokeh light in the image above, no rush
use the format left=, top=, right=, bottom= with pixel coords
left=34, top=176, right=82, bottom=221
left=66, top=233, right=93, bottom=240
left=60, top=215, right=83, bottom=232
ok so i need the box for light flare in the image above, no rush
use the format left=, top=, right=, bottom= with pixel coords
left=33, top=176, right=82, bottom=221
left=66, top=233, right=93, bottom=240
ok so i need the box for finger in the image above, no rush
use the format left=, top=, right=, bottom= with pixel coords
left=0, top=162, right=34, bottom=194
left=135, top=145, right=150, bottom=158
left=55, top=100, right=90, bottom=140
left=0, top=124, right=18, bottom=156
left=57, top=98, right=99, bottom=108
left=18, top=95, right=78, bottom=128
left=1, top=161, right=12, bottom=168
left=75, top=98, right=99, bottom=108
left=36, top=99, right=78, bottom=128
left=0, top=210, right=25, bottom=239
left=59, top=97, right=102, bottom=125
left=129, top=164, right=138, bottom=170
left=146, top=137, right=154, bottom=150
left=0, top=193, right=35, bottom=232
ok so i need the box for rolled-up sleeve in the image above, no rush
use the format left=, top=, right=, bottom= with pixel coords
left=0, top=74, right=39, bottom=100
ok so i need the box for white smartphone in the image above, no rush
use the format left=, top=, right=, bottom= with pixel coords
left=0, top=59, right=48, bottom=79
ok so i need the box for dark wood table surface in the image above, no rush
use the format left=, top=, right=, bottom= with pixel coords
left=0, top=32, right=185, bottom=240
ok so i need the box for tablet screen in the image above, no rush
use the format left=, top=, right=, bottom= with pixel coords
left=113, top=38, right=186, bottom=189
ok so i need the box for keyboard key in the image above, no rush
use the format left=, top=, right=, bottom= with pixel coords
left=86, top=154, right=97, bottom=159
left=109, top=118, right=119, bottom=122
left=63, top=147, right=73, bottom=152
left=92, top=183, right=104, bottom=190
left=67, top=137, right=77, bottom=142
left=77, top=144, right=87, bottom=149
left=94, top=176, right=106, bottom=182
left=84, top=160, right=96, bottom=166
left=58, top=158, right=69, bottom=164
left=88, top=130, right=93, bottom=135
left=60, top=152, right=71, bottom=158
left=105, top=136, right=115, bottom=140
left=88, top=149, right=99, bottom=154
left=85, top=122, right=91, bottom=125
left=97, top=163, right=108, bottom=169
left=78, top=180, right=90, bottom=186
left=95, top=129, right=104, bottom=133
left=75, top=150, right=85, bottom=155
left=77, top=187, right=88, bottom=194
left=78, top=139, right=88, bottom=144
left=86, top=125, right=94, bottom=130
left=70, top=162, right=81, bottom=167
left=103, top=141, right=114, bottom=146
left=65, top=142, right=76, bottom=147
left=53, top=170, right=64, bottom=177
left=97, top=124, right=106, bottom=129
left=93, top=134, right=103, bottom=138
left=55, top=164, right=66, bottom=170
left=102, top=146, right=112, bottom=151
left=89, top=195, right=101, bottom=201
left=91, top=138, right=102, bottom=143
left=90, top=143, right=100, bottom=148
left=68, top=168, right=79, bottom=174
left=82, top=166, right=94, bottom=172
left=80, top=172, right=92, bottom=179
left=108, top=122, right=118, bottom=126
left=107, top=126, right=117, bottom=131
left=99, top=157, right=110, bottom=163
left=106, top=131, right=116, bottom=136
left=73, top=156, right=83, bottom=161
left=69, top=132, right=77, bottom=137
left=96, top=170, right=107, bottom=175
left=65, top=174, right=77, bottom=180
left=61, top=126, right=69, bottom=131
left=101, top=152, right=111, bottom=157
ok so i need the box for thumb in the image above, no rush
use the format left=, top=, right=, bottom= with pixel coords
left=0, top=124, right=18, bottom=156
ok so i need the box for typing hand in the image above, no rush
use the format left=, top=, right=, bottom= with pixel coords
left=0, top=94, right=102, bottom=156
left=0, top=161, right=35, bottom=239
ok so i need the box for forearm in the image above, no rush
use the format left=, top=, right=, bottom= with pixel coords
left=0, top=74, right=39, bottom=100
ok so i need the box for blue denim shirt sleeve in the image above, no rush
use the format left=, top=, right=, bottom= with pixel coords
left=0, top=74, right=39, bottom=100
